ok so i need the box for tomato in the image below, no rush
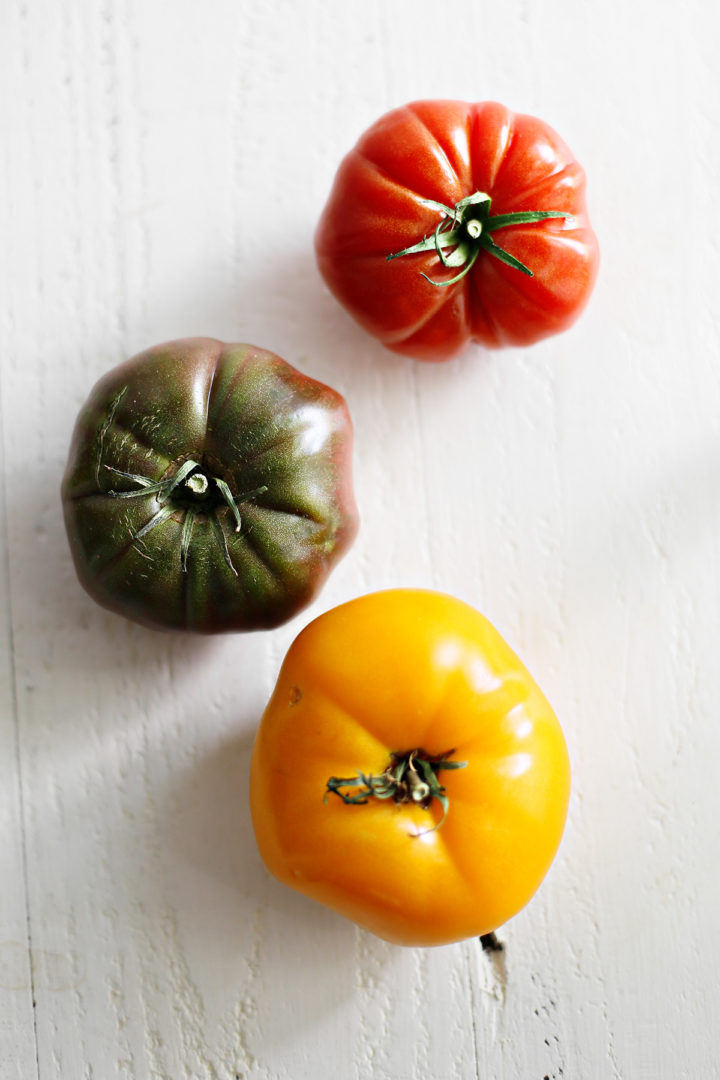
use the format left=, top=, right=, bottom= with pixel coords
left=62, top=339, right=358, bottom=632
left=250, top=589, right=570, bottom=946
left=315, top=100, right=599, bottom=361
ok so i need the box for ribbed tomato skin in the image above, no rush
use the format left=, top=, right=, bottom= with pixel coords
left=316, top=100, right=599, bottom=361
left=250, top=589, right=571, bottom=946
left=62, top=339, right=358, bottom=632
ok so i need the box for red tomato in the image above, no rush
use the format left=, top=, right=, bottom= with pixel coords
left=315, top=100, right=599, bottom=361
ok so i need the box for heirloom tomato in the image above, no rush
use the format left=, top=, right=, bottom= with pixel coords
left=250, top=589, right=570, bottom=947
left=62, top=339, right=358, bottom=632
left=316, top=100, right=599, bottom=361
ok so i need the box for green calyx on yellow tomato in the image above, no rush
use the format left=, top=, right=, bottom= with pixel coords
left=325, top=748, right=467, bottom=832
left=250, top=588, right=571, bottom=947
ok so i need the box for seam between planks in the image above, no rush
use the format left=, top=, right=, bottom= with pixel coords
left=0, top=370, right=41, bottom=1080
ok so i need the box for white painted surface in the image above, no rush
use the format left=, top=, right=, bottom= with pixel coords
left=2, top=0, right=719, bottom=1077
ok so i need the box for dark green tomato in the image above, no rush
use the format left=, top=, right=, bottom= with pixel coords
left=62, top=339, right=359, bottom=633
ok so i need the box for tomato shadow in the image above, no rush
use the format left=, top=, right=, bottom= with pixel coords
left=240, top=249, right=500, bottom=443
left=142, top=242, right=419, bottom=402
left=5, top=458, right=238, bottom=688
left=160, top=727, right=364, bottom=1049
left=238, top=246, right=483, bottom=397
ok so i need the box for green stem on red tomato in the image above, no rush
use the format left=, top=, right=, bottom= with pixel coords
left=386, top=190, right=568, bottom=284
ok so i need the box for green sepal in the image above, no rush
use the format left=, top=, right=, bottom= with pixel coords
left=439, top=237, right=473, bottom=269
left=210, top=514, right=238, bottom=577
left=421, top=245, right=480, bottom=287
left=418, top=197, right=457, bottom=217
left=453, top=191, right=492, bottom=215
left=485, top=209, right=566, bottom=232
left=179, top=508, right=196, bottom=573
left=324, top=750, right=467, bottom=831
left=133, top=504, right=175, bottom=542
left=104, top=459, right=266, bottom=575
left=387, top=189, right=567, bottom=286
left=157, top=459, right=201, bottom=504
left=104, top=465, right=166, bottom=497
left=215, top=477, right=243, bottom=531
left=483, top=235, right=534, bottom=276
left=387, top=226, right=462, bottom=261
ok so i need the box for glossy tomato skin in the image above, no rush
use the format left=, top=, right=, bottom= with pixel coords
left=250, top=589, right=570, bottom=946
left=62, top=339, right=358, bottom=632
left=315, top=100, right=599, bottom=361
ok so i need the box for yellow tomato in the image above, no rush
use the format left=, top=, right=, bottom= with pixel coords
left=249, top=589, right=570, bottom=947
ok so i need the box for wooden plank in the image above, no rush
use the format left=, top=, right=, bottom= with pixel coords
left=1, top=0, right=476, bottom=1074
left=0, top=7, right=40, bottom=1076
left=3, top=0, right=720, bottom=1077
left=0, top=390, right=38, bottom=1079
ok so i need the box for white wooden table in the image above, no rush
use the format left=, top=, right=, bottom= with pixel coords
left=2, top=1, right=719, bottom=1076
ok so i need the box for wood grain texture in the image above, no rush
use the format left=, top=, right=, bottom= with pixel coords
left=0, top=387, right=38, bottom=1080
left=2, top=0, right=719, bottom=1076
